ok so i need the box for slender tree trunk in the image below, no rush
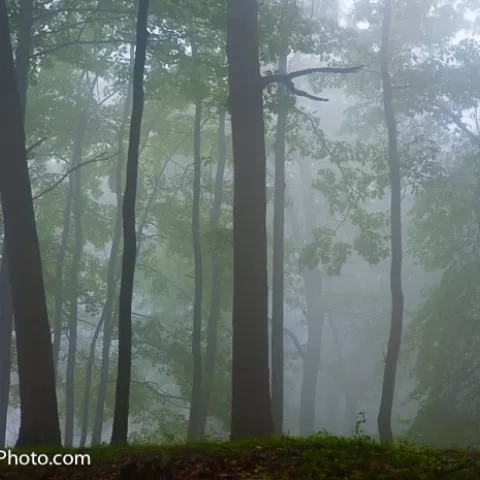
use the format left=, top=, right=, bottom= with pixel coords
left=377, top=0, right=404, bottom=444
left=0, top=251, right=12, bottom=448
left=298, top=268, right=324, bottom=435
left=91, top=47, right=134, bottom=446
left=0, top=0, right=34, bottom=447
left=198, top=109, right=227, bottom=436
left=187, top=41, right=204, bottom=441
left=287, top=176, right=324, bottom=435
left=64, top=111, right=87, bottom=447
left=52, top=73, right=89, bottom=377
left=328, top=317, right=356, bottom=435
left=52, top=177, right=74, bottom=376
left=271, top=53, right=288, bottom=436
left=0, top=0, right=61, bottom=446
left=79, top=308, right=105, bottom=447
left=110, top=0, right=149, bottom=444
left=227, top=0, right=273, bottom=440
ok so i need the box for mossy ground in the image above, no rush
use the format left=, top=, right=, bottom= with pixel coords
left=1, top=435, right=480, bottom=479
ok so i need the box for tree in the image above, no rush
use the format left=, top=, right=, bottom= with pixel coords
left=377, top=0, right=404, bottom=444
left=198, top=108, right=228, bottom=435
left=0, top=0, right=61, bottom=447
left=91, top=46, right=135, bottom=446
left=0, top=0, right=34, bottom=445
left=187, top=40, right=204, bottom=441
left=111, top=0, right=149, bottom=445
left=226, top=0, right=274, bottom=440
left=0, top=253, right=12, bottom=448
left=226, top=0, right=362, bottom=439
left=64, top=105, right=88, bottom=447
left=271, top=53, right=288, bottom=436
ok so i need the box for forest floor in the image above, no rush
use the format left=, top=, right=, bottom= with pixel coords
left=1, top=435, right=480, bottom=479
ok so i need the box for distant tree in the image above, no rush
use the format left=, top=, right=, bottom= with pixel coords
left=376, top=0, right=404, bottom=444
left=187, top=40, right=204, bottom=441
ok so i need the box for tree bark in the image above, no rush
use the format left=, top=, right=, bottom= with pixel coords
left=227, top=0, right=273, bottom=440
left=0, top=251, right=12, bottom=448
left=91, top=46, right=134, bottom=446
left=0, top=0, right=61, bottom=446
left=377, top=0, right=404, bottom=445
left=197, top=109, right=227, bottom=436
left=64, top=110, right=87, bottom=447
left=187, top=41, right=204, bottom=441
left=110, top=0, right=149, bottom=445
left=15, top=0, right=33, bottom=117
left=271, top=53, right=288, bottom=436
left=0, top=0, right=34, bottom=447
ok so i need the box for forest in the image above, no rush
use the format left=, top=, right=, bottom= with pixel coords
left=0, top=0, right=480, bottom=478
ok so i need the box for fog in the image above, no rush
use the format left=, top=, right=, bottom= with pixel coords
left=1, top=0, right=479, bottom=451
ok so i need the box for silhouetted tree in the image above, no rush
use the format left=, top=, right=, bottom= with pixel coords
left=111, top=0, right=149, bottom=445
left=0, top=0, right=61, bottom=447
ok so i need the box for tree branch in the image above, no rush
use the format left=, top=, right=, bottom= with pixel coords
left=261, top=65, right=363, bottom=102
left=283, top=327, right=306, bottom=362
left=31, top=39, right=133, bottom=58
left=33, top=151, right=116, bottom=200
left=26, top=136, right=48, bottom=154
left=435, top=101, right=479, bottom=145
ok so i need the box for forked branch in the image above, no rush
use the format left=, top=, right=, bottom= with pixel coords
left=261, top=65, right=364, bottom=102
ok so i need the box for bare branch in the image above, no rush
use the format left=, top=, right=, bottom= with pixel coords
left=261, top=65, right=363, bottom=102
left=26, top=136, right=48, bottom=154
left=283, top=327, right=306, bottom=362
left=33, top=151, right=116, bottom=200
left=262, top=65, right=364, bottom=85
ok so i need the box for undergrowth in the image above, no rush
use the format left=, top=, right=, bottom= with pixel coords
left=1, top=434, right=480, bottom=479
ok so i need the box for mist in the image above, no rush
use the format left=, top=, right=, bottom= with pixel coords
left=0, top=0, right=479, bottom=462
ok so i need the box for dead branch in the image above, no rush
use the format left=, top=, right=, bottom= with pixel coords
left=261, top=65, right=364, bottom=102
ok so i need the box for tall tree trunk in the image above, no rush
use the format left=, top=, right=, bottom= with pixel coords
left=377, top=0, right=404, bottom=444
left=298, top=267, right=323, bottom=435
left=64, top=111, right=87, bottom=447
left=79, top=308, right=104, bottom=447
left=271, top=53, right=288, bottom=436
left=91, top=47, right=135, bottom=446
left=0, top=251, right=12, bottom=448
left=328, top=317, right=356, bottom=436
left=198, top=109, right=227, bottom=436
left=110, top=0, right=148, bottom=445
left=287, top=170, right=324, bottom=435
left=0, top=0, right=61, bottom=446
left=14, top=0, right=33, bottom=117
left=227, top=0, right=273, bottom=440
left=0, top=0, right=34, bottom=446
left=52, top=177, right=74, bottom=376
left=187, top=41, right=204, bottom=441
